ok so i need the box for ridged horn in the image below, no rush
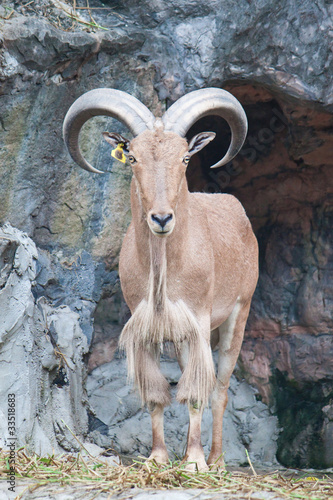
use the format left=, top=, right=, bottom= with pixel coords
left=162, top=88, right=247, bottom=169
left=63, top=88, right=155, bottom=174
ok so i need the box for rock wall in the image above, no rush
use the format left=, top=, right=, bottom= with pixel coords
left=0, top=0, right=332, bottom=467
left=0, top=224, right=88, bottom=455
left=87, top=355, right=278, bottom=466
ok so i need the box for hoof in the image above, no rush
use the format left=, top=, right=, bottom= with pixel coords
left=207, top=455, right=226, bottom=472
left=182, top=455, right=209, bottom=472
left=147, top=449, right=169, bottom=465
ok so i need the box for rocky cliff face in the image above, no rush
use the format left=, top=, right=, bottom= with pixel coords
left=0, top=224, right=89, bottom=455
left=0, top=0, right=332, bottom=467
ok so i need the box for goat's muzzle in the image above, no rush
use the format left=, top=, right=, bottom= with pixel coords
left=148, top=211, right=175, bottom=237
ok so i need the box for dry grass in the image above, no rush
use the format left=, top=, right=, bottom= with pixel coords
left=1, top=449, right=333, bottom=499
left=1, top=0, right=119, bottom=32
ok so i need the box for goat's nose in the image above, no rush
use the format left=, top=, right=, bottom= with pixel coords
left=151, top=213, right=173, bottom=229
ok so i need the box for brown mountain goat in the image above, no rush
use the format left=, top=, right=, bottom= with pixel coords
left=63, top=88, right=258, bottom=470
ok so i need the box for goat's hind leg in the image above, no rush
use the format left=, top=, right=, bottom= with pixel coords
left=135, top=345, right=170, bottom=464
left=207, top=300, right=251, bottom=470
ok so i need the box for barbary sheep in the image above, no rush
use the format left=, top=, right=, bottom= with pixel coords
left=63, top=88, right=258, bottom=471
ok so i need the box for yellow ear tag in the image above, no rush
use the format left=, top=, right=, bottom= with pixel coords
left=111, top=143, right=126, bottom=163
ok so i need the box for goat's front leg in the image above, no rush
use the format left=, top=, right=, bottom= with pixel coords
left=183, top=402, right=208, bottom=471
left=176, top=335, right=214, bottom=471
left=135, top=345, right=170, bottom=464
left=147, top=402, right=169, bottom=464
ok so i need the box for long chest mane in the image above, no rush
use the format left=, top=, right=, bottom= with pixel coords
left=119, top=237, right=200, bottom=349
left=119, top=233, right=214, bottom=405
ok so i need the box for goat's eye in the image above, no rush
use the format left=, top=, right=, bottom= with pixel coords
left=128, top=155, right=136, bottom=164
left=183, top=155, right=191, bottom=164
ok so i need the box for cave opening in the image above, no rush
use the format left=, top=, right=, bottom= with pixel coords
left=185, top=96, right=289, bottom=198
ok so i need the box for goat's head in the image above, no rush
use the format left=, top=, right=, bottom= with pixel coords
left=102, top=127, right=216, bottom=236
left=63, top=88, right=247, bottom=237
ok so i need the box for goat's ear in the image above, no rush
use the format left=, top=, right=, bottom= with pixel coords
left=102, top=132, right=130, bottom=153
left=188, top=132, right=216, bottom=156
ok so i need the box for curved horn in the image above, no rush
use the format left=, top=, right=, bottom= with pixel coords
left=162, top=88, right=247, bottom=169
left=63, top=88, right=155, bottom=174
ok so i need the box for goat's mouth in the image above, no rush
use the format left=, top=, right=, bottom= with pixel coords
left=151, top=228, right=172, bottom=237
left=149, top=224, right=175, bottom=237
left=148, top=223, right=175, bottom=238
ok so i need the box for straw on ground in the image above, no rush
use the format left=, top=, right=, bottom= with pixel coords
left=1, top=449, right=332, bottom=500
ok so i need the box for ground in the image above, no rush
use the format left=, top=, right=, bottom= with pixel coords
left=0, top=450, right=332, bottom=500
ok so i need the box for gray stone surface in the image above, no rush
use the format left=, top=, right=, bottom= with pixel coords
left=1, top=0, right=333, bottom=108
left=0, top=224, right=89, bottom=455
left=87, top=356, right=278, bottom=467
left=0, top=482, right=286, bottom=500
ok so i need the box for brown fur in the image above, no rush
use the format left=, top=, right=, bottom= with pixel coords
left=116, top=127, right=258, bottom=469
left=65, top=89, right=258, bottom=470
